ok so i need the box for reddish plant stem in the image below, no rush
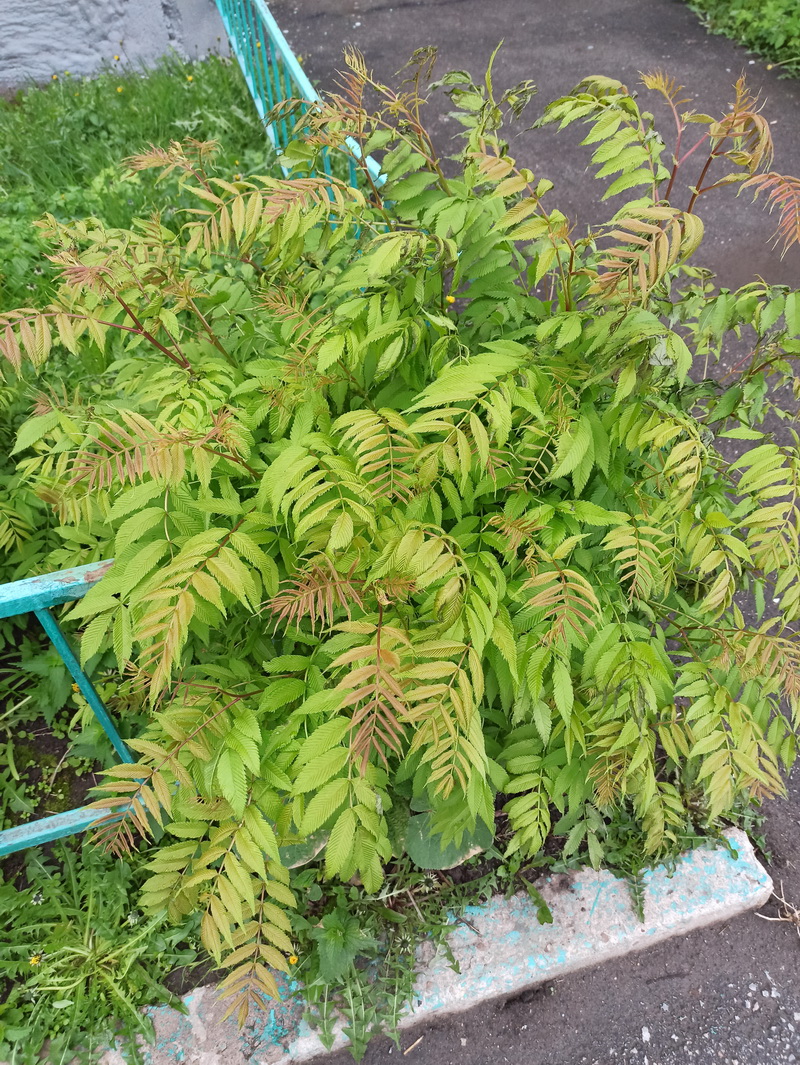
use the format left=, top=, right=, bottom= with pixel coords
left=198, top=443, right=258, bottom=478
left=662, top=93, right=685, bottom=205
left=113, top=293, right=192, bottom=370
left=678, top=132, right=713, bottom=168
left=185, top=295, right=235, bottom=366
left=686, top=148, right=720, bottom=214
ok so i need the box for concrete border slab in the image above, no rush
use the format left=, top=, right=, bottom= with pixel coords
left=134, top=829, right=771, bottom=1064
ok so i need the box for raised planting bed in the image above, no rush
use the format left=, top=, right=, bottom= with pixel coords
left=129, top=829, right=770, bottom=1064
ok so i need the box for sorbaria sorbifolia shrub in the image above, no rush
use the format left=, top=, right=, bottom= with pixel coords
left=2, top=50, right=799, bottom=1018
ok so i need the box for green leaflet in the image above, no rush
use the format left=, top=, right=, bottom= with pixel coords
left=406, top=349, right=525, bottom=411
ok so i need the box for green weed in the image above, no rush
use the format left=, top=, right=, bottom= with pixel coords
left=686, top=0, right=800, bottom=76
left=290, top=855, right=507, bottom=1059
left=0, top=842, right=199, bottom=1064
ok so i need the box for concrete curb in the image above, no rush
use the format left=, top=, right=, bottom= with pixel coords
left=131, top=828, right=772, bottom=1064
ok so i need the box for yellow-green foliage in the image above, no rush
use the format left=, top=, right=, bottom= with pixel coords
left=1, top=55, right=800, bottom=1021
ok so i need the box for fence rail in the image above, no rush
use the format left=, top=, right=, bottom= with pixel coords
left=0, top=562, right=130, bottom=857
left=214, top=0, right=381, bottom=185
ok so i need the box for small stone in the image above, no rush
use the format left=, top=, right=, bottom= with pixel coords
left=749, top=983, right=758, bottom=992
left=460, top=1038, right=467, bottom=1047
left=795, top=1012, right=800, bottom=1022
left=762, top=990, right=770, bottom=998
left=642, top=1027, right=651, bottom=1043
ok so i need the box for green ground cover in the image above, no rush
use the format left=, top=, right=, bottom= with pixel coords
left=0, top=53, right=269, bottom=307
left=0, top=54, right=270, bottom=1063
left=687, top=0, right=800, bottom=76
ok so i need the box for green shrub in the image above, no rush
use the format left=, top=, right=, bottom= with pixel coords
left=1, top=52, right=799, bottom=1026
left=687, top=0, right=800, bottom=76
left=0, top=53, right=272, bottom=583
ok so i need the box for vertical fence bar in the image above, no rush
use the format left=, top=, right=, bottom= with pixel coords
left=243, top=2, right=267, bottom=111
left=213, top=0, right=384, bottom=185
left=274, top=35, right=297, bottom=149
left=33, top=609, right=132, bottom=765
left=0, top=561, right=133, bottom=856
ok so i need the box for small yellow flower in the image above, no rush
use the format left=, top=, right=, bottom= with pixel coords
left=29, top=954, right=43, bottom=966
left=256, top=40, right=262, bottom=48
left=234, top=173, right=242, bottom=181
left=767, top=64, right=774, bottom=70
left=64, top=70, right=70, bottom=76
left=234, top=159, right=240, bottom=165
left=288, top=954, right=299, bottom=965
left=445, top=295, right=456, bottom=304
left=52, top=74, right=58, bottom=81
left=117, top=86, right=123, bottom=93
left=114, top=54, right=121, bottom=61
left=71, top=683, right=79, bottom=692
left=187, top=75, right=193, bottom=82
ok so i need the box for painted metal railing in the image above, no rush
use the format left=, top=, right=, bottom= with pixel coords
left=0, top=562, right=131, bottom=856
left=213, top=0, right=381, bottom=186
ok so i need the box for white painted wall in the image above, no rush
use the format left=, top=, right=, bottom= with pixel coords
left=0, top=0, right=228, bottom=91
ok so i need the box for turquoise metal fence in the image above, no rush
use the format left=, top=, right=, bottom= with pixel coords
left=0, top=562, right=132, bottom=856
left=213, top=0, right=381, bottom=185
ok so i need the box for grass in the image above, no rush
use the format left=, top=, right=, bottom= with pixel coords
left=686, top=0, right=800, bottom=77
left=0, top=53, right=273, bottom=306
